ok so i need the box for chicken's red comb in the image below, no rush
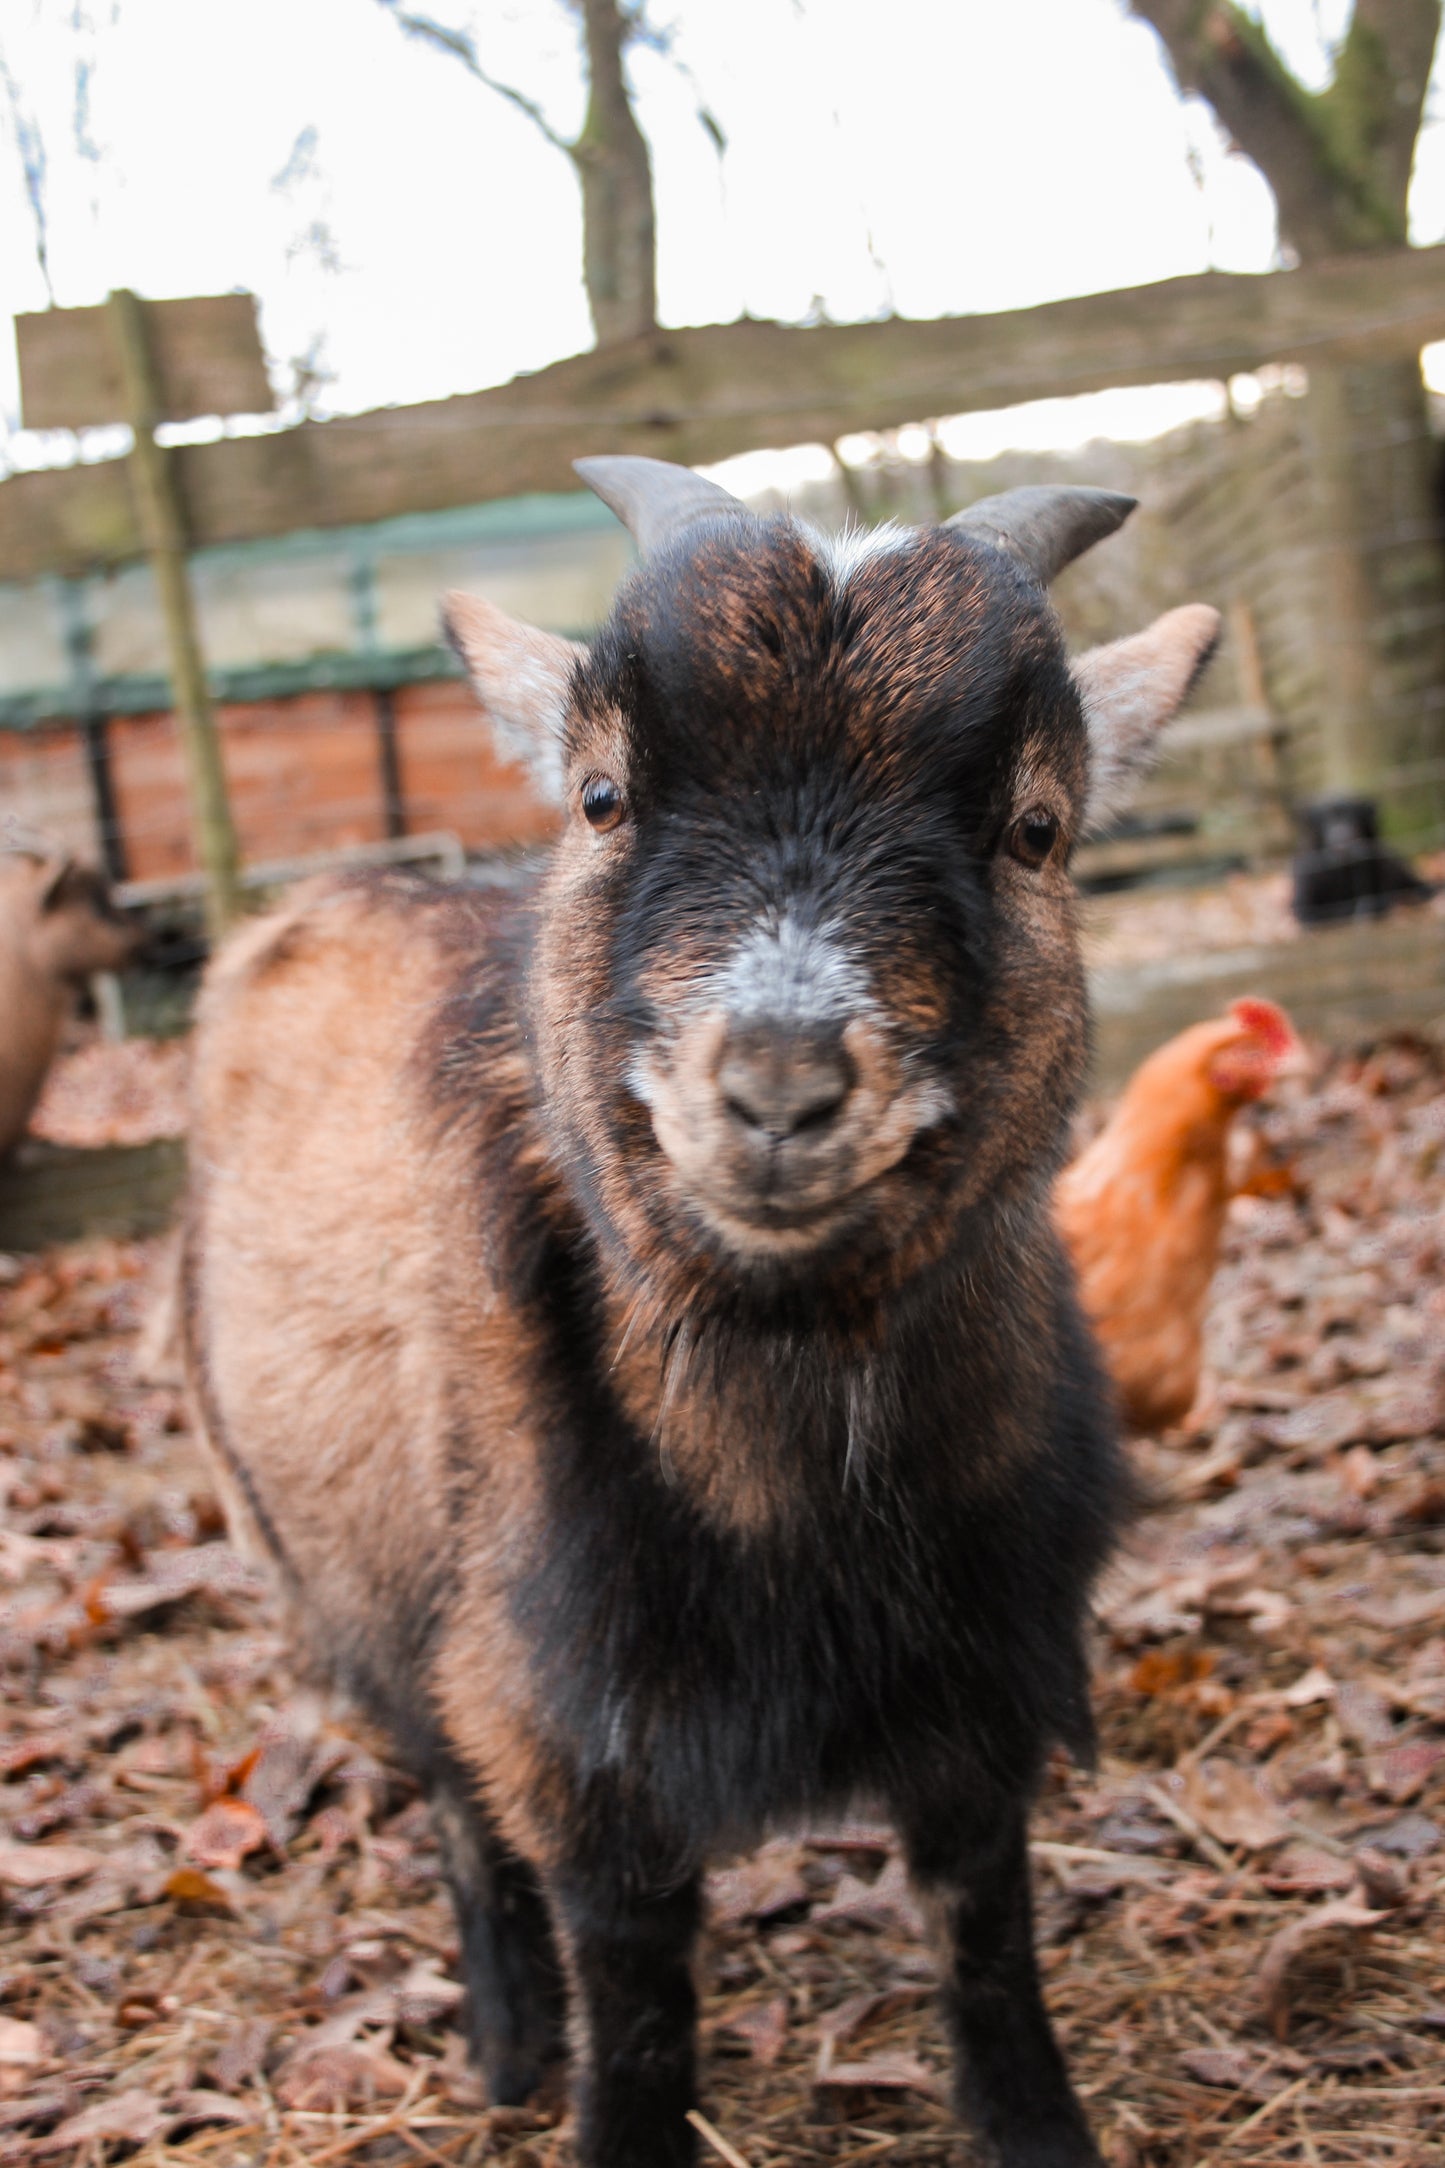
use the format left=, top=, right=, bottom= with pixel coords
left=1227, top=998, right=1297, bottom=1060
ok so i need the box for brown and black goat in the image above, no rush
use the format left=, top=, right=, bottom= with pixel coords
left=0, top=851, right=142, bottom=1160
left=184, top=460, right=1220, bottom=2168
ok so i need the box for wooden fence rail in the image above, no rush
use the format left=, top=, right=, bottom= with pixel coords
left=6, top=242, right=1445, bottom=581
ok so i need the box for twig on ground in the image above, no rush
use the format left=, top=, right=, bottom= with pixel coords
left=686, top=2108, right=753, bottom=2168
left=1142, top=1780, right=1237, bottom=1874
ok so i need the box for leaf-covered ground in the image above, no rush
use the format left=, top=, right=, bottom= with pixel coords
left=1, top=1036, right=1442, bottom=2167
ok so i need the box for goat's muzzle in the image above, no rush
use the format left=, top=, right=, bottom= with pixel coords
left=716, top=1021, right=854, bottom=1145
left=633, top=1008, right=951, bottom=1258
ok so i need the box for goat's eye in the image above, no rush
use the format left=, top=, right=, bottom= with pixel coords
left=581, top=777, right=625, bottom=832
left=1007, top=807, right=1060, bottom=868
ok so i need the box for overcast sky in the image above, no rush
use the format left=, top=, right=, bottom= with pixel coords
left=2, top=0, right=1443, bottom=475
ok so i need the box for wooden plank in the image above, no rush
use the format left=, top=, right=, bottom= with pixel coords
left=0, top=1138, right=185, bottom=1251
left=15, top=293, right=272, bottom=431
left=5, top=243, right=1445, bottom=578
left=1155, top=705, right=1276, bottom=752
left=1090, top=911, right=1445, bottom=1091
left=106, top=288, right=243, bottom=935
left=0, top=458, right=139, bottom=575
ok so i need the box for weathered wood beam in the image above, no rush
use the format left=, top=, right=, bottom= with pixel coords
left=107, top=288, right=242, bottom=935
left=16, top=292, right=272, bottom=431
left=5, top=243, right=1445, bottom=581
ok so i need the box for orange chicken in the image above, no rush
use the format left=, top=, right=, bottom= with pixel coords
left=1054, top=999, right=1301, bottom=1434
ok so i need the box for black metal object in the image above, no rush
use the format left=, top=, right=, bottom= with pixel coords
left=374, top=687, right=407, bottom=840
left=80, top=711, right=128, bottom=883
left=55, top=579, right=130, bottom=881
left=1290, top=795, right=1435, bottom=925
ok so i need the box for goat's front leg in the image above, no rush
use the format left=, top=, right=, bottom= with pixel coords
left=426, top=1773, right=566, bottom=2107
left=550, top=1850, right=701, bottom=2168
left=895, top=1782, right=1100, bottom=2168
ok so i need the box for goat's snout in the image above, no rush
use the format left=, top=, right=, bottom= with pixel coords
left=716, top=1021, right=854, bottom=1144
left=637, top=996, right=951, bottom=1257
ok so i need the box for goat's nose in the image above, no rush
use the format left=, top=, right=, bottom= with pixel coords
left=716, top=1023, right=854, bottom=1142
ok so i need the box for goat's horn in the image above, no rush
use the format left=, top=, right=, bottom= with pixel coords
left=944, top=486, right=1137, bottom=584
left=574, top=454, right=746, bottom=553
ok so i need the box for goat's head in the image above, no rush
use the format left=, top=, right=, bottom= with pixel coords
left=5, top=854, right=143, bottom=985
left=446, top=459, right=1218, bottom=1303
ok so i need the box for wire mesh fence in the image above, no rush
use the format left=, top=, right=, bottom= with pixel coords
left=0, top=678, right=556, bottom=888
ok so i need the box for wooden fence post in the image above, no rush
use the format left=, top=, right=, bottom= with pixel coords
left=1303, top=355, right=1445, bottom=843
left=107, top=287, right=242, bottom=935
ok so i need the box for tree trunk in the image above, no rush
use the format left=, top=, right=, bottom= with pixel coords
left=571, top=0, right=657, bottom=346
left=1304, top=356, right=1445, bottom=836
left=376, top=0, right=658, bottom=349
left=1132, top=0, right=1445, bottom=837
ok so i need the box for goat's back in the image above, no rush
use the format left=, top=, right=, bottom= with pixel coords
left=186, top=872, right=534, bottom=1750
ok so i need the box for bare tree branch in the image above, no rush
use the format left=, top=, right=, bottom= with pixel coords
left=375, top=0, right=572, bottom=154
left=374, top=0, right=659, bottom=342
left=573, top=0, right=657, bottom=340
left=1130, top=0, right=1442, bottom=258
left=0, top=37, right=56, bottom=304
left=1328, top=0, right=1442, bottom=221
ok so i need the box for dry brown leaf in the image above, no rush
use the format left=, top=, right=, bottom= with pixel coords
left=0, top=1531, right=83, bottom=1585
left=1352, top=1846, right=1410, bottom=1907
left=1257, top=1900, right=1385, bottom=2041
left=0, top=2019, right=43, bottom=2068
left=204, top=1741, right=261, bottom=1804
left=707, top=1843, right=809, bottom=1926
left=167, top=2087, right=258, bottom=2130
left=273, top=2040, right=410, bottom=2111
left=395, top=1960, right=466, bottom=2026
left=721, top=1994, right=789, bottom=2066
left=1366, top=1811, right=1440, bottom=1859
left=207, top=2017, right=273, bottom=2094
left=1261, top=1845, right=1356, bottom=1895
left=810, top=1854, right=924, bottom=1937
left=164, top=1865, right=235, bottom=1910
left=1178, top=2046, right=1286, bottom=2098
left=0, top=1839, right=103, bottom=1887
left=816, top=1989, right=883, bottom=2046
left=1129, top=1648, right=1215, bottom=1696
left=184, top=1796, right=268, bottom=1871
left=0, top=1734, right=73, bottom=1780
left=1335, top=1679, right=1394, bottom=1750
left=40, top=2085, right=169, bottom=2152
left=242, top=1711, right=346, bottom=1847
left=1103, top=1549, right=1266, bottom=1643
left=1172, top=1759, right=1287, bottom=1850
left=1366, top=1378, right=1444, bottom=1443
left=1352, top=1584, right=1445, bottom=1631
left=1369, top=1739, right=1445, bottom=1803
left=1282, top=1665, right=1336, bottom=1707
left=96, top=1544, right=260, bottom=1623
left=0, top=2084, right=78, bottom=2134
left=815, top=2049, right=939, bottom=2094
left=1259, top=1392, right=1372, bottom=1457
left=298, top=1988, right=398, bottom=2055
left=435, top=2029, right=486, bottom=2109
left=809, top=1819, right=893, bottom=1852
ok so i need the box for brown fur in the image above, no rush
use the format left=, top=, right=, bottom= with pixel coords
left=185, top=498, right=1221, bottom=2168
left=0, top=854, right=141, bottom=1159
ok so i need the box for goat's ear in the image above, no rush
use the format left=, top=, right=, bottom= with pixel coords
left=442, top=592, right=586, bottom=803
left=1071, top=604, right=1221, bottom=838
left=39, top=857, right=80, bottom=912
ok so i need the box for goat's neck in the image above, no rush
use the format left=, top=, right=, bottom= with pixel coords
left=594, top=1217, right=1022, bottom=1539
